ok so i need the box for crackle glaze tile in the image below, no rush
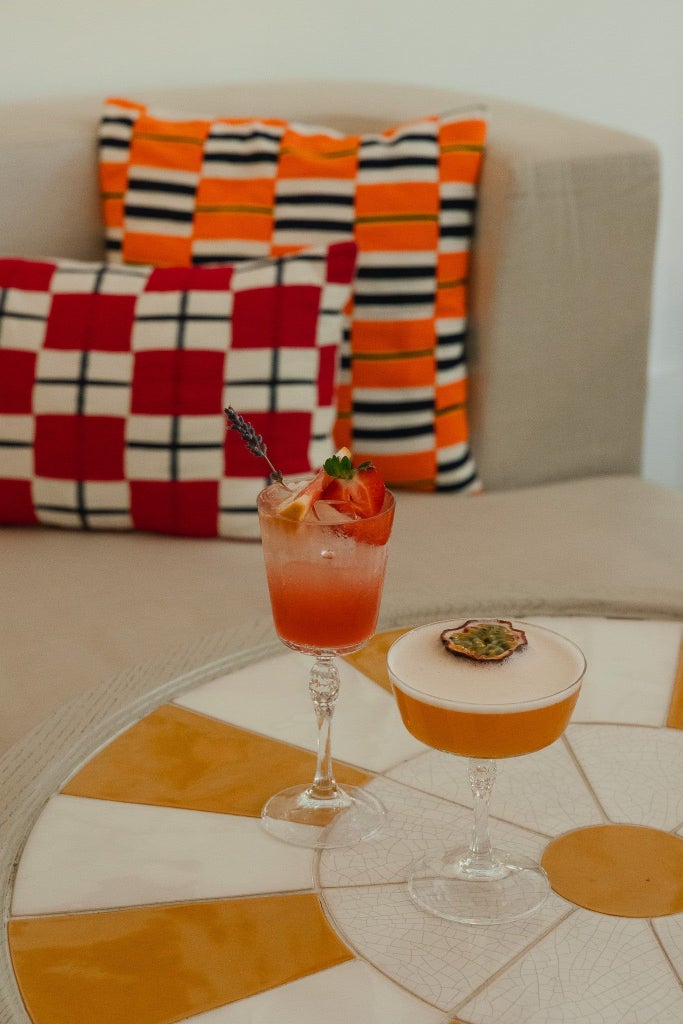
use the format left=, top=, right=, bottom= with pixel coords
left=458, top=909, right=683, bottom=1024
left=12, top=794, right=314, bottom=917
left=386, top=737, right=604, bottom=837
left=175, top=652, right=425, bottom=772
left=175, top=960, right=445, bottom=1023
left=653, top=914, right=683, bottom=977
left=318, top=777, right=549, bottom=889
left=527, top=616, right=682, bottom=726
left=565, top=723, right=683, bottom=830
left=320, top=882, right=571, bottom=1012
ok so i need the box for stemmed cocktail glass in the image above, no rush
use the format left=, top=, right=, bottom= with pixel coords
left=257, top=478, right=395, bottom=848
left=388, top=618, right=586, bottom=924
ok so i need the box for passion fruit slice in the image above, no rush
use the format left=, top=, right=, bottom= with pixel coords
left=440, top=619, right=527, bottom=662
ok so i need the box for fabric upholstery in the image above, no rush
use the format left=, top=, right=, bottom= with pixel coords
left=0, top=84, right=658, bottom=490
left=99, top=97, right=487, bottom=492
left=0, top=244, right=355, bottom=538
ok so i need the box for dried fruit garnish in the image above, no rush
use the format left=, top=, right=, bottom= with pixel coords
left=441, top=620, right=528, bottom=662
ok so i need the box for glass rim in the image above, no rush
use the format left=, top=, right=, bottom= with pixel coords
left=387, top=618, right=587, bottom=713
left=256, top=477, right=395, bottom=523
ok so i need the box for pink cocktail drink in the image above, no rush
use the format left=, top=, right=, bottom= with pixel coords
left=258, top=481, right=394, bottom=654
left=255, top=452, right=394, bottom=848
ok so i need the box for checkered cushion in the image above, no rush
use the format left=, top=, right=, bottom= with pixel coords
left=0, top=243, right=355, bottom=538
left=99, top=98, right=487, bottom=492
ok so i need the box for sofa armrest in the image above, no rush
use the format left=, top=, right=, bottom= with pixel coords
left=468, top=98, right=659, bottom=489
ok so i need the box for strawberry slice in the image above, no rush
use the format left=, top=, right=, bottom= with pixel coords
left=275, top=445, right=350, bottom=521
left=321, top=452, right=386, bottom=518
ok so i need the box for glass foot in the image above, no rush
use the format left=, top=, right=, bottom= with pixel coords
left=261, top=783, right=385, bottom=849
left=408, top=846, right=550, bottom=925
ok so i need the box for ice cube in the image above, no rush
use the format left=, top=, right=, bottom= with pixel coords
left=312, top=500, right=358, bottom=524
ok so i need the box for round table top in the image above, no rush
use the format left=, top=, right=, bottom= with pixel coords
left=3, top=615, right=683, bottom=1024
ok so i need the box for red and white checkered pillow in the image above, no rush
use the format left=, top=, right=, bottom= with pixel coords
left=0, top=243, right=356, bottom=538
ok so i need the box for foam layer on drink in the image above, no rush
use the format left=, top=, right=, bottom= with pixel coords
left=388, top=620, right=585, bottom=713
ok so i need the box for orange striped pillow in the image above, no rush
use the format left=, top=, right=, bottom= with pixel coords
left=99, top=98, right=487, bottom=491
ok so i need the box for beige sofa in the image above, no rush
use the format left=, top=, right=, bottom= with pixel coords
left=1, top=81, right=682, bottom=763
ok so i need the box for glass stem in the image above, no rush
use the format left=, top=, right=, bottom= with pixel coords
left=308, top=655, right=341, bottom=800
left=465, top=758, right=497, bottom=871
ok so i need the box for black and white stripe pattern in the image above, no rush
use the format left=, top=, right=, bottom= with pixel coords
left=273, top=179, right=355, bottom=249
left=132, top=289, right=233, bottom=352
left=439, top=182, right=477, bottom=252
left=358, top=122, right=439, bottom=184
left=436, top=441, right=479, bottom=491
left=224, top=347, right=320, bottom=412
left=33, top=350, right=133, bottom=416
left=353, top=251, right=436, bottom=322
left=98, top=106, right=138, bottom=164
left=192, top=240, right=270, bottom=264
left=436, top=317, right=467, bottom=384
left=202, top=122, right=283, bottom=179
left=352, top=386, right=436, bottom=454
left=32, top=479, right=132, bottom=530
left=126, top=414, right=225, bottom=482
left=124, top=167, right=199, bottom=238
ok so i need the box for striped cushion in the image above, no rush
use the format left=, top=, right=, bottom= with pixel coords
left=0, top=244, right=355, bottom=538
left=99, top=98, right=487, bottom=491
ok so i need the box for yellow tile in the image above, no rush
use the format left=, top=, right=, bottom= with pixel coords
left=542, top=824, right=683, bottom=918
left=62, top=704, right=372, bottom=816
left=9, top=893, right=354, bottom=1024
left=345, top=628, right=412, bottom=693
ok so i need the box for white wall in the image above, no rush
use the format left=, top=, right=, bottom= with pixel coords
left=3, top=0, right=682, bottom=489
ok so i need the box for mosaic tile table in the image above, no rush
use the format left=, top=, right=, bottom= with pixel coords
left=2, top=616, right=682, bottom=1024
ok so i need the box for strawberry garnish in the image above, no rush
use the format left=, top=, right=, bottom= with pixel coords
left=321, top=451, right=386, bottom=518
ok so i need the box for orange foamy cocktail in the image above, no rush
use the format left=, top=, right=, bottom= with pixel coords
left=388, top=619, right=586, bottom=759
left=257, top=474, right=395, bottom=655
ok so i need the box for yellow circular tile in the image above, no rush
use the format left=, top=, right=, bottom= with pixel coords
left=542, top=824, right=683, bottom=918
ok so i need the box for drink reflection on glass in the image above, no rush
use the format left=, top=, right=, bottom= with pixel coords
left=388, top=618, right=586, bottom=924
left=257, top=474, right=394, bottom=849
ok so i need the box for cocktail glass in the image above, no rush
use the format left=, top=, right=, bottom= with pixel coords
left=388, top=618, right=586, bottom=924
left=257, top=479, right=395, bottom=848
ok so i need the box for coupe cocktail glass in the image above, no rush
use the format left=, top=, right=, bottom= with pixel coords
left=388, top=618, right=586, bottom=924
left=257, top=479, right=395, bottom=848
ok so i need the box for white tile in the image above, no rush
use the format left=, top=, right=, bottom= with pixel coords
left=318, top=777, right=551, bottom=889
left=321, top=883, right=571, bottom=1012
left=176, top=960, right=444, bottom=1023
left=527, top=616, right=682, bottom=726
left=11, top=794, right=314, bottom=916
left=386, top=738, right=604, bottom=838
left=459, top=910, right=683, bottom=1024
left=175, top=652, right=425, bottom=772
left=565, top=724, right=683, bottom=830
left=653, top=914, right=683, bottom=977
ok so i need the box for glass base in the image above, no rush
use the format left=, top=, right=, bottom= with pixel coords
left=261, top=783, right=386, bottom=849
left=408, top=846, right=550, bottom=925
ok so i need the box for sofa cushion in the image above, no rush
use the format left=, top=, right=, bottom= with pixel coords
left=99, top=98, right=487, bottom=493
left=0, top=243, right=355, bottom=538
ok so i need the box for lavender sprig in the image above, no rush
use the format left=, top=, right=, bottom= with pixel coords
left=224, top=406, right=283, bottom=482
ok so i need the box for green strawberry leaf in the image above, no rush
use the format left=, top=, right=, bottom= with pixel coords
left=324, top=455, right=373, bottom=479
